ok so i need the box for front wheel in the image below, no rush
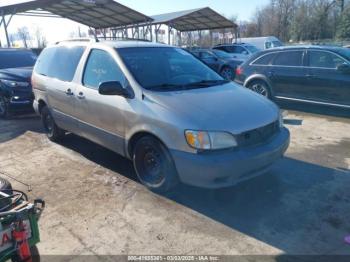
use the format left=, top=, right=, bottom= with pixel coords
left=133, top=136, right=179, bottom=193
left=220, top=66, right=235, bottom=80
left=41, top=106, right=65, bottom=142
left=247, top=80, right=272, bottom=99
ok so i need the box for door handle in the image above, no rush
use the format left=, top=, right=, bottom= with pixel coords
left=65, top=89, right=74, bottom=96
left=268, top=71, right=275, bottom=77
left=306, top=74, right=315, bottom=78
left=77, top=92, right=85, bottom=99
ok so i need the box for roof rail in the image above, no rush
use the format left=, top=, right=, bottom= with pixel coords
left=96, top=37, right=151, bottom=42
left=55, top=38, right=97, bottom=44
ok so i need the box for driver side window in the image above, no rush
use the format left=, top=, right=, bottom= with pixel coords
left=83, top=49, right=126, bottom=90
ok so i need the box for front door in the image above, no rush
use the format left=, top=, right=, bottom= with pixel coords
left=305, top=50, right=350, bottom=105
left=74, top=48, right=131, bottom=156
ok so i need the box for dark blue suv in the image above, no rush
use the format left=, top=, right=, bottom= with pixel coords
left=235, top=46, right=350, bottom=108
left=0, top=49, right=37, bottom=118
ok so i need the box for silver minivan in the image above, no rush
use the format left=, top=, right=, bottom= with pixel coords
left=32, top=40, right=290, bottom=192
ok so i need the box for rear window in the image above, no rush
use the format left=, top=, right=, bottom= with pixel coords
left=0, top=50, right=37, bottom=69
left=34, top=45, right=86, bottom=82
left=272, top=51, right=303, bottom=66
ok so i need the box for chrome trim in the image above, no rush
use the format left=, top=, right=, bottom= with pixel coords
left=275, top=96, right=350, bottom=109
left=9, top=100, right=32, bottom=104
left=250, top=49, right=348, bottom=69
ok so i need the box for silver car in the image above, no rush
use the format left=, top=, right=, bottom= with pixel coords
left=32, top=40, right=290, bottom=192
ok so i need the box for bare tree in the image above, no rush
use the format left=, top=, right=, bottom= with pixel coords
left=35, top=27, right=47, bottom=48
left=17, top=27, right=30, bottom=48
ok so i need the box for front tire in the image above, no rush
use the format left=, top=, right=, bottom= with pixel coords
left=220, top=66, right=234, bottom=80
left=41, top=106, right=65, bottom=142
left=247, top=80, right=272, bottom=99
left=133, top=136, right=179, bottom=193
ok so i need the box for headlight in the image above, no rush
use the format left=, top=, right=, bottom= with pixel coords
left=0, top=79, right=30, bottom=88
left=185, top=130, right=238, bottom=150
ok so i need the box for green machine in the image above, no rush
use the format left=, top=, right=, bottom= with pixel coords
left=0, top=178, right=44, bottom=262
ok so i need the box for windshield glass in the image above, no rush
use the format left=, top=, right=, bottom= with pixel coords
left=244, top=45, right=260, bottom=53
left=337, top=48, right=350, bottom=61
left=272, top=41, right=283, bottom=47
left=212, top=49, right=233, bottom=59
left=0, top=50, right=37, bottom=69
left=118, top=47, right=225, bottom=91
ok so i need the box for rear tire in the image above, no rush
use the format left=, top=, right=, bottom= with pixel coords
left=247, top=80, right=272, bottom=99
left=133, top=136, right=179, bottom=193
left=41, top=106, right=65, bottom=142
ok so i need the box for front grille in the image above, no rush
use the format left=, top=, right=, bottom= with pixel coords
left=236, top=121, right=279, bottom=147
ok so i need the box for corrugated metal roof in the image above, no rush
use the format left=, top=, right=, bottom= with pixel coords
left=150, top=7, right=237, bottom=32
left=0, top=0, right=153, bottom=28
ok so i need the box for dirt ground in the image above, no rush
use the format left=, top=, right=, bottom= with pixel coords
left=0, top=105, right=349, bottom=259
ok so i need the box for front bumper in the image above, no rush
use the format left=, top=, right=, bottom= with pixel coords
left=170, top=127, right=290, bottom=188
left=8, top=92, right=34, bottom=112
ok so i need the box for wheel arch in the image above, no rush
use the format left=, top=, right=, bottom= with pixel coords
left=244, top=74, right=274, bottom=96
left=37, top=99, right=47, bottom=114
left=126, top=131, right=168, bottom=160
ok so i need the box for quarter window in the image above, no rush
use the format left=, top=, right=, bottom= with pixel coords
left=252, top=53, right=275, bottom=65
left=272, top=51, right=303, bottom=66
left=83, top=49, right=126, bottom=90
left=309, top=51, right=346, bottom=69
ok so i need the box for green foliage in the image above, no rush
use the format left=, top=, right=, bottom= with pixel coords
left=337, top=8, right=350, bottom=39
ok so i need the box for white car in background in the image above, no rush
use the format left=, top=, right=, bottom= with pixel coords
left=238, top=36, right=283, bottom=50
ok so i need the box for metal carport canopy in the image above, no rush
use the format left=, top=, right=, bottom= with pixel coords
left=0, top=0, right=153, bottom=29
left=150, top=7, right=237, bottom=32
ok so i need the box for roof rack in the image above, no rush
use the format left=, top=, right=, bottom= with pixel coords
left=55, top=38, right=97, bottom=44
left=55, top=37, right=151, bottom=45
left=96, top=37, right=151, bottom=42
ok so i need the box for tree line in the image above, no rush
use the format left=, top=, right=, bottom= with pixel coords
left=240, top=0, right=350, bottom=42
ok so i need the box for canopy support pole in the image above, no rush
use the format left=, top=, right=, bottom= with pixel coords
left=1, top=10, right=13, bottom=47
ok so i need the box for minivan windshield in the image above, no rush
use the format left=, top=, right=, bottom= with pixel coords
left=0, top=50, right=37, bottom=69
left=118, top=47, right=227, bottom=91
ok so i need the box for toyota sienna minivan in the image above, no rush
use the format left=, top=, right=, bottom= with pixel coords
left=32, top=39, right=290, bottom=192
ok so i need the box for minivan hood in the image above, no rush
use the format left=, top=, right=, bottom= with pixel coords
left=144, top=83, right=279, bottom=134
left=0, top=67, right=33, bottom=81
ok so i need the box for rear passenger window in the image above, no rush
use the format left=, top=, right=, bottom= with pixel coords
left=34, top=46, right=85, bottom=82
left=83, top=49, right=126, bottom=90
left=273, top=51, right=303, bottom=66
left=252, top=53, right=275, bottom=65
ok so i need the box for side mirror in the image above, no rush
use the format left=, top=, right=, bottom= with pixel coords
left=242, top=51, right=249, bottom=55
left=337, top=63, right=350, bottom=73
left=98, top=81, right=130, bottom=97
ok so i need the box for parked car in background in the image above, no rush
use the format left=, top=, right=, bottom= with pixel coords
left=235, top=46, right=350, bottom=108
left=190, top=49, right=242, bottom=80
left=0, top=49, right=37, bottom=118
left=32, top=40, right=290, bottom=192
left=238, top=36, right=283, bottom=50
left=212, top=43, right=260, bottom=62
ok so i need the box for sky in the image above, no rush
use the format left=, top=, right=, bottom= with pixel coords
left=0, top=0, right=269, bottom=46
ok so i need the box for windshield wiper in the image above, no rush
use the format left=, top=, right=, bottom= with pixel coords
left=146, top=83, right=184, bottom=91
left=146, top=80, right=230, bottom=91
left=182, top=79, right=230, bottom=89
